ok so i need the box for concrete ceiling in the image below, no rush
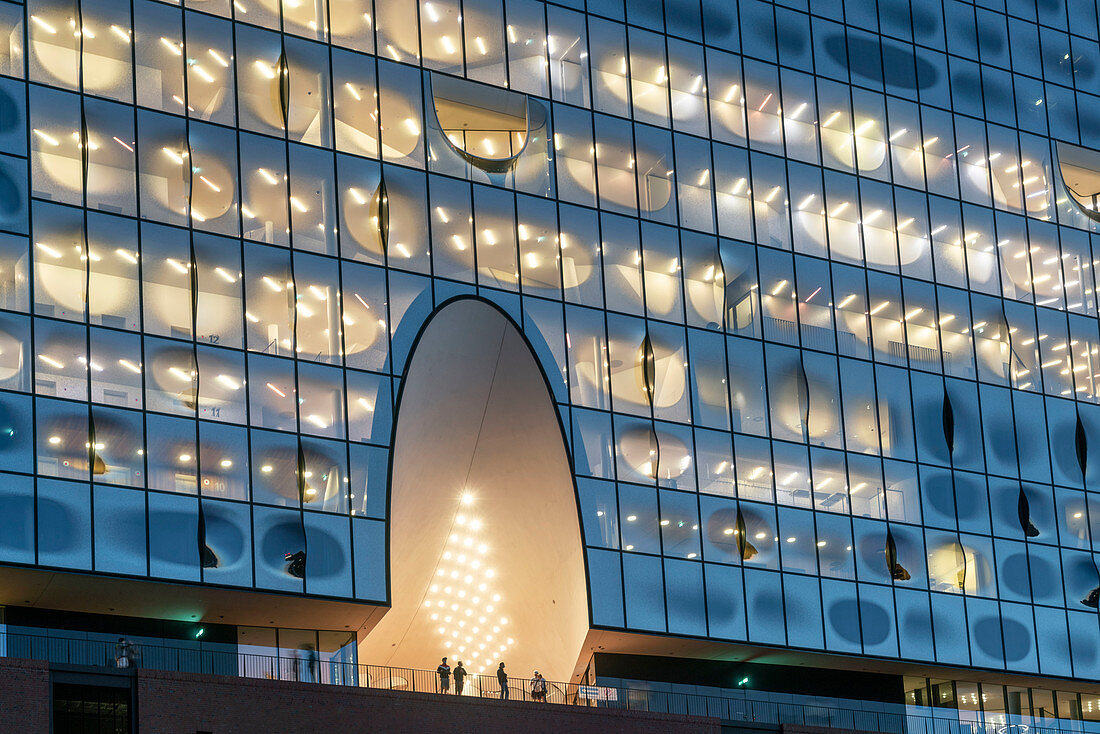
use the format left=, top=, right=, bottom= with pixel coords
left=0, top=564, right=385, bottom=632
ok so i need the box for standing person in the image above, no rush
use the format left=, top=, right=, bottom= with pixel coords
left=496, top=662, right=508, bottom=700
left=114, top=638, right=133, bottom=668
left=452, top=660, right=467, bottom=696
left=436, top=657, right=451, bottom=694
left=531, top=671, right=548, bottom=702
left=298, top=644, right=318, bottom=683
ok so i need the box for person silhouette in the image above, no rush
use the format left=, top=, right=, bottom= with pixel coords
left=453, top=660, right=467, bottom=695
left=436, top=656, right=451, bottom=694
left=496, top=662, right=508, bottom=699
left=531, top=671, right=548, bottom=702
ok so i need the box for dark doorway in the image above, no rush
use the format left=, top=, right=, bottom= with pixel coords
left=52, top=683, right=132, bottom=734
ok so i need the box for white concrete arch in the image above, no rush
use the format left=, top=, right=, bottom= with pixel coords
left=360, top=298, right=589, bottom=685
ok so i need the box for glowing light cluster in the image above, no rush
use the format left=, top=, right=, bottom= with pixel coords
left=421, top=492, right=512, bottom=681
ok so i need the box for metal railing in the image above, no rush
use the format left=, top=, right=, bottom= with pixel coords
left=4, top=630, right=1100, bottom=734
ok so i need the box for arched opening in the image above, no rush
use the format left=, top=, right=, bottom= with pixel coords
left=360, top=298, right=589, bottom=686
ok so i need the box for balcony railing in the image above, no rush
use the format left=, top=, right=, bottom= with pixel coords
left=3, top=630, right=1098, bottom=734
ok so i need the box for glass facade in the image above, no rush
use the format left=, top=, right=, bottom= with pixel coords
left=0, top=0, right=1098, bottom=687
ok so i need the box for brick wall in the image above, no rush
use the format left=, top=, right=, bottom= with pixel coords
left=0, top=658, right=50, bottom=733
left=137, top=668, right=721, bottom=734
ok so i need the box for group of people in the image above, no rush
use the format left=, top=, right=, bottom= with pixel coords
left=435, top=658, right=549, bottom=702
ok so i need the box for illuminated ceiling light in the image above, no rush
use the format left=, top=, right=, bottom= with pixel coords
left=30, top=15, right=57, bottom=34
left=261, top=464, right=273, bottom=473
left=257, top=168, right=279, bottom=185
left=219, top=459, right=233, bottom=468
left=289, top=196, right=309, bottom=213
left=160, top=37, right=183, bottom=55
left=192, top=65, right=215, bottom=83
left=836, top=294, right=856, bottom=309
left=254, top=59, right=277, bottom=79
left=178, top=453, right=192, bottom=462
left=35, top=242, right=62, bottom=259
left=208, top=48, right=229, bottom=67
left=888, top=127, right=907, bottom=141
left=266, top=382, right=286, bottom=398
left=822, top=111, right=841, bottom=127
left=403, top=118, right=420, bottom=136
left=168, top=366, right=192, bottom=382
left=118, top=359, right=142, bottom=374
left=38, top=355, right=64, bottom=369
left=215, top=374, right=241, bottom=390
left=77, top=356, right=103, bottom=372
left=33, top=129, right=60, bottom=147
left=770, top=279, right=787, bottom=296
left=48, top=435, right=62, bottom=445
left=165, top=258, right=189, bottom=274
left=868, top=301, right=890, bottom=316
